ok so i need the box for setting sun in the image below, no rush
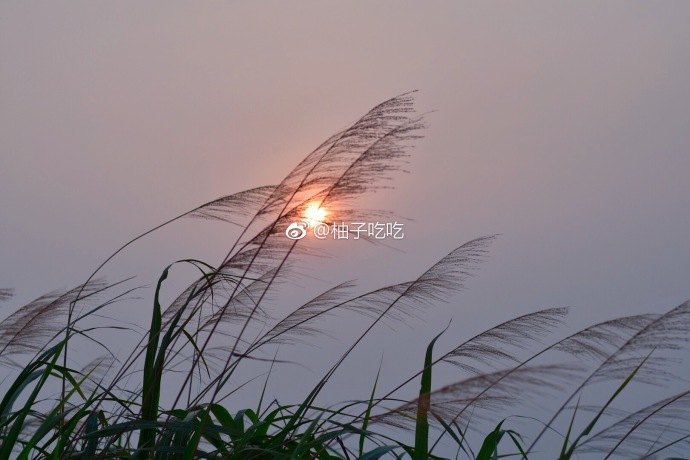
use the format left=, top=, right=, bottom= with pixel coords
left=304, top=204, right=327, bottom=224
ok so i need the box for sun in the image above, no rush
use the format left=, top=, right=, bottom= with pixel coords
left=304, top=204, right=327, bottom=225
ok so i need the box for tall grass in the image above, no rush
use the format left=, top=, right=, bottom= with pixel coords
left=1, top=93, right=689, bottom=459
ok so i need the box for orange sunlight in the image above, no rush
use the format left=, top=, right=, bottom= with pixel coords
left=304, top=204, right=327, bottom=226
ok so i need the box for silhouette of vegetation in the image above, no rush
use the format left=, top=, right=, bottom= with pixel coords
left=1, top=93, right=689, bottom=459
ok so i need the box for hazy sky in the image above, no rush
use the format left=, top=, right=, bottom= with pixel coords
left=2, top=2, right=690, bottom=456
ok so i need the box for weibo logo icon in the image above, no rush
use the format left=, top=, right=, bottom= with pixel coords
left=285, top=221, right=310, bottom=240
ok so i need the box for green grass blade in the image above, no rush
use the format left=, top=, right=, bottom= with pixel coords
left=505, top=430, right=527, bottom=459
left=476, top=420, right=505, bottom=460
left=430, top=412, right=469, bottom=458
left=359, top=360, right=382, bottom=458
left=137, top=264, right=169, bottom=456
left=559, top=396, right=581, bottom=458
left=414, top=326, right=447, bottom=460
left=83, top=410, right=101, bottom=459
left=18, top=363, right=97, bottom=458
left=0, top=342, right=63, bottom=460
left=359, top=446, right=397, bottom=459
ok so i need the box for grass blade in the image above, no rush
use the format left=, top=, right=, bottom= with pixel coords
left=414, top=326, right=447, bottom=460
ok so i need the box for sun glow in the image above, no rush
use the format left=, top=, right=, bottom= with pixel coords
left=304, top=204, right=327, bottom=225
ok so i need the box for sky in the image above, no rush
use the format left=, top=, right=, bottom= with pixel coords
left=2, top=2, right=690, bottom=457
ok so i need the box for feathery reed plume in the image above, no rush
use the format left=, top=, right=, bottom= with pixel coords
left=257, top=281, right=359, bottom=346
left=589, top=301, right=690, bottom=384
left=553, top=313, right=661, bottom=361
left=254, top=92, right=419, bottom=220
left=577, top=389, right=690, bottom=458
left=186, top=185, right=278, bottom=225
left=441, top=307, right=569, bottom=374
left=0, top=280, right=109, bottom=357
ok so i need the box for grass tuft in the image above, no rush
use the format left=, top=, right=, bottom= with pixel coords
left=1, top=94, right=689, bottom=459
